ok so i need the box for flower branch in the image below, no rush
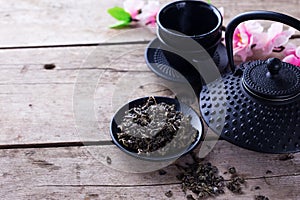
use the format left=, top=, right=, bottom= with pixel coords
left=107, top=0, right=159, bottom=28
left=233, top=21, right=300, bottom=66
left=107, top=1, right=300, bottom=67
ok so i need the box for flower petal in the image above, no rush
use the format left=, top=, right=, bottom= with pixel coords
left=234, top=45, right=253, bottom=62
left=263, top=23, right=295, bottom=55
left=284, top=43, right=297, bottom=56
left=232, top=21, right=263, bottom=61
left=272, top=34, right=290, bottom=47
left=123, top=0, right=144, bottom=18
left=267, top=22, right=283, bottom=39
left=295, top=46, right=300, bottom=58
left=245, top=21, right=264, bottom=33
left=283, top=55, right=300, bottom=67
left=253, top=32, right=267, bottom=49
left=137, top=0, right=160, bottom=26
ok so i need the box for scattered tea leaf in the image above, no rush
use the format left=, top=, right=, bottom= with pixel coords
left=106, top=156, right=112, bottom=165
left=255, top=195, right=269, bottom=200
left=228, top=167, right=236, bottom=174
left=159, top=169, right=167, bottom=175
left=226, top=176, right=246, bottom=194
left=226, top=167, right=246, bottom=194
left=176, top=172, right=184, bottom=181
left=186, top=194, right=196, bottom=200
left=165, top=190, right=173, bottom=198
left=254, top=186, right=261, bottom=190
left=266, top=170, right=272, bottom=174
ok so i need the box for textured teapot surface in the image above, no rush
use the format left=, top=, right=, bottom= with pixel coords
left=199, top=60, right=300, bottom=153
left=201, top=10, right=300, bottom=153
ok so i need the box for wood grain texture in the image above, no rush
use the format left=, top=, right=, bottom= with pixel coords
left=0, top=41, right=298, bottom=145
left=0, top=44, right=206, bottom=145
left=2, top=179, right=300, bottom=200
left=0, top=0, right=153, bottom=48
left=0, top=74, right=173, bottom=145
left=0, top=141, right=299, bottom=199
left=4, top=177, right=299, bottom=200
left=0, top=1, right=299, bottom=199
left=0, top=0, right=299, bottom=47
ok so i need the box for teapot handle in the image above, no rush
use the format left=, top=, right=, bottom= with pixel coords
left=225, top=11, right=300, bottom=72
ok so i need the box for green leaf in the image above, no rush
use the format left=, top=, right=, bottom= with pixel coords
left=109, top=20, right=131, bottom=28
left=207, top=0, right=212, bottom=4
left=107, top=7, right=131, bottom=22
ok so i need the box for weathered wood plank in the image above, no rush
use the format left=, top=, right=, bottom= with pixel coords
left=0, top=0, right=299, bottom=47
left=0, top=44, right=147, bottom=71
left=0, top=141, right=299, bottom=199
left=2, top=177, right=300, bottom=200
left=0, top=73, right=174, bottom=145
left=0, top=0, right=154, bottom=48
left=0, top=141, right=299, bottom=185
left=3, top=177, right=299, bottom=200
left=0, top=44, right=203, bottom=145
left=0, top=44, right=154, bottom=144
left=0, top=2, right=298, bottom=200
left=0, top=68, right=199, bottom=145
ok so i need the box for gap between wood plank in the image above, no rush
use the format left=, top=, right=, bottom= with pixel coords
left=0, top=141, right=113, bottom=149
left=58, top=68, right=149, bottom=73
left=36, top=173, right=300, bottom=188
left=0, top=136, right=224, bottom=149
left=0, top=41, right=151, bottom=50
left=246, top=173, right=300, bottom=180
left=0, top=35, right=297, bottom=50
left=38, top=182, right=179, bottom=188
left=0, top=82, right=75, bottom=85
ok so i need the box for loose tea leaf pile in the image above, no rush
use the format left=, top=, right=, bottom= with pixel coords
left=176, top=162, right=225, bottom=199
left=117, top=97, right=198, bottom=156
left=175, top=157, right=253, bottom=200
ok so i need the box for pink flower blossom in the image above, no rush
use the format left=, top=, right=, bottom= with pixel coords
left=123, top=0, right=144, bottom=20
left=262, top=22, right=295, bottom=55
left=233, top=21, right=264, bottom=61
left=137, top=0, right=160, bottom=27
left=283, top=43, right=300, bottom=67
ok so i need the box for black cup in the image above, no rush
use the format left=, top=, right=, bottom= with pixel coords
left=157, top=0, right=223, bottom=57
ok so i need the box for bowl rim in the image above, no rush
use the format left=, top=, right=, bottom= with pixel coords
left=156, top=0, right=223, bottom=39
left=109, top=96, right=203, bottom=161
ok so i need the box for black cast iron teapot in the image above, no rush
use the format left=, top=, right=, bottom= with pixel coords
left=199, top=11, right=300, bottom=153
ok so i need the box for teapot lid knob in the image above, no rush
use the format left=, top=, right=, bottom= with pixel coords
left=266, top=58, right=282, bottom=78
left=242, top=59, right=300, bottom=101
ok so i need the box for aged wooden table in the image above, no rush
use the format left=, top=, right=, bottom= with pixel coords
left=0, top=0, right=299, bottom=199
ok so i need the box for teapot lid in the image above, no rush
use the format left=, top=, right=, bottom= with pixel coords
left=242, top=58, right=300, bottom=101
